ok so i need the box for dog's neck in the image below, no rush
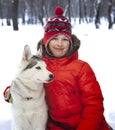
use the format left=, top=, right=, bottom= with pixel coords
left=14, top=78, right=34, bottom=101
left=16, top=77, right=36, bottom=91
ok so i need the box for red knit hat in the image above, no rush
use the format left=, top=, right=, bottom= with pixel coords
left=43, top=6, right=72, bottom=48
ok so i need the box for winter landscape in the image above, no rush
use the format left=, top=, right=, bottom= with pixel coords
left=0, top=20, right=115, bottom=129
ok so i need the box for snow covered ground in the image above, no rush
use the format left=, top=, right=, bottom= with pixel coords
left=0, top=21, right=115, bottom=129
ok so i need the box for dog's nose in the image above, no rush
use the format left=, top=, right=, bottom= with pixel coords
left=49, top=74, right=54, bottom=80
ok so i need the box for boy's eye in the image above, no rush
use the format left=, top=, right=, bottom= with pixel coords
left=63, top=38, right=69, bottom=41
left=36, top=66, right=41, bottom=70
left=52, top=37, right=58, bottom=40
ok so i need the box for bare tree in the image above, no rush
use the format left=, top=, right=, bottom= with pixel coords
left=67, top=0, right=71, bottom=21
left=78, top=0, right=82, bottom=24
left=6, top=0, right=12, bottom=26
left=95, top=0, right=101, bottom=29
left=19, top=0, right=26, bottom=25
left=12, top=0, right=19, bottom=30
left=37, top=0, right=44, bottom=26
left=108, top=0, right=113, bottom=29
left=82, top=0, right=88, bottom=23
left=0, top=0, right=3, bottom=25
left=87, top=0, right=95, bottom=23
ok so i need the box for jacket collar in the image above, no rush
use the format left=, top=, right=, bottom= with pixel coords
left=43, top=52, right=78, bottom=66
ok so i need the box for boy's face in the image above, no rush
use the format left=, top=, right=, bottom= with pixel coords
left=48, top=34, right=70, bottom=57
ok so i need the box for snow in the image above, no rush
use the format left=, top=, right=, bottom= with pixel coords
left=0, top=21, right=115, bottom=129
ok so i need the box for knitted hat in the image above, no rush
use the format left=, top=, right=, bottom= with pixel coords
left=43, top=6, right=72, bottom=48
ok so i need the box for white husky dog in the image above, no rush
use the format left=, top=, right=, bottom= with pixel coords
left=10, top=45, right=54, bottom=130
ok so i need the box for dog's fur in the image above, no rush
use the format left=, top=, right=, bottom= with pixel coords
left=10, top=45, right=54, bottom=130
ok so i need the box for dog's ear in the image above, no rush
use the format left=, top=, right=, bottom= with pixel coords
left=22, top=45, right=32, bottom=61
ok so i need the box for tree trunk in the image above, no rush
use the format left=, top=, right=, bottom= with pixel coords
left=12, top=0, right=19, bottom=30
left=38, top=0, right=44, bottom=26
left=6, top=0, right=12, bottom=26
left=79, top=0, right=82, bottom=24
left=108, top=0, right=113, bottom=29
left=0, top=0, right=3, bottom=26
left=95, top=0, right=101, bottom=29
left=67, top=0, right=71, bottom=22
left=83, top=0, right=88, bottom=23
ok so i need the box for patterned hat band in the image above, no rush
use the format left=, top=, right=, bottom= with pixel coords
left=45, top=22, right=71, bottom=31
left=50, top=17, right=69, bottom=22
left=45, top=28, right=71, bottom=34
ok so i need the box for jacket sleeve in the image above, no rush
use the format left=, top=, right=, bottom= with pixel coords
left=77, top=62, right=104, bottom=130
left=3, top=86, right=13, bottom=103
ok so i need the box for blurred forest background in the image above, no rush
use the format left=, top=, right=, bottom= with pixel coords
left=0, top=0, right=115, bottom=30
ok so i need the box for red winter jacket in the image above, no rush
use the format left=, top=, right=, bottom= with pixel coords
left=43, top=52, right=110, bottom=130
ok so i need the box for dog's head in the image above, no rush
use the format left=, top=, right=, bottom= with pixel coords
left=18, top=45, right=54, bottom=85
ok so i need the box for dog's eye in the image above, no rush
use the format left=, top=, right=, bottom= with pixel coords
left=36, top=66, right=41, bottom=70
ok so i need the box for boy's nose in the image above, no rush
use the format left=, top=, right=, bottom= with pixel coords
left=57, top=39, right=62, bottom=45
